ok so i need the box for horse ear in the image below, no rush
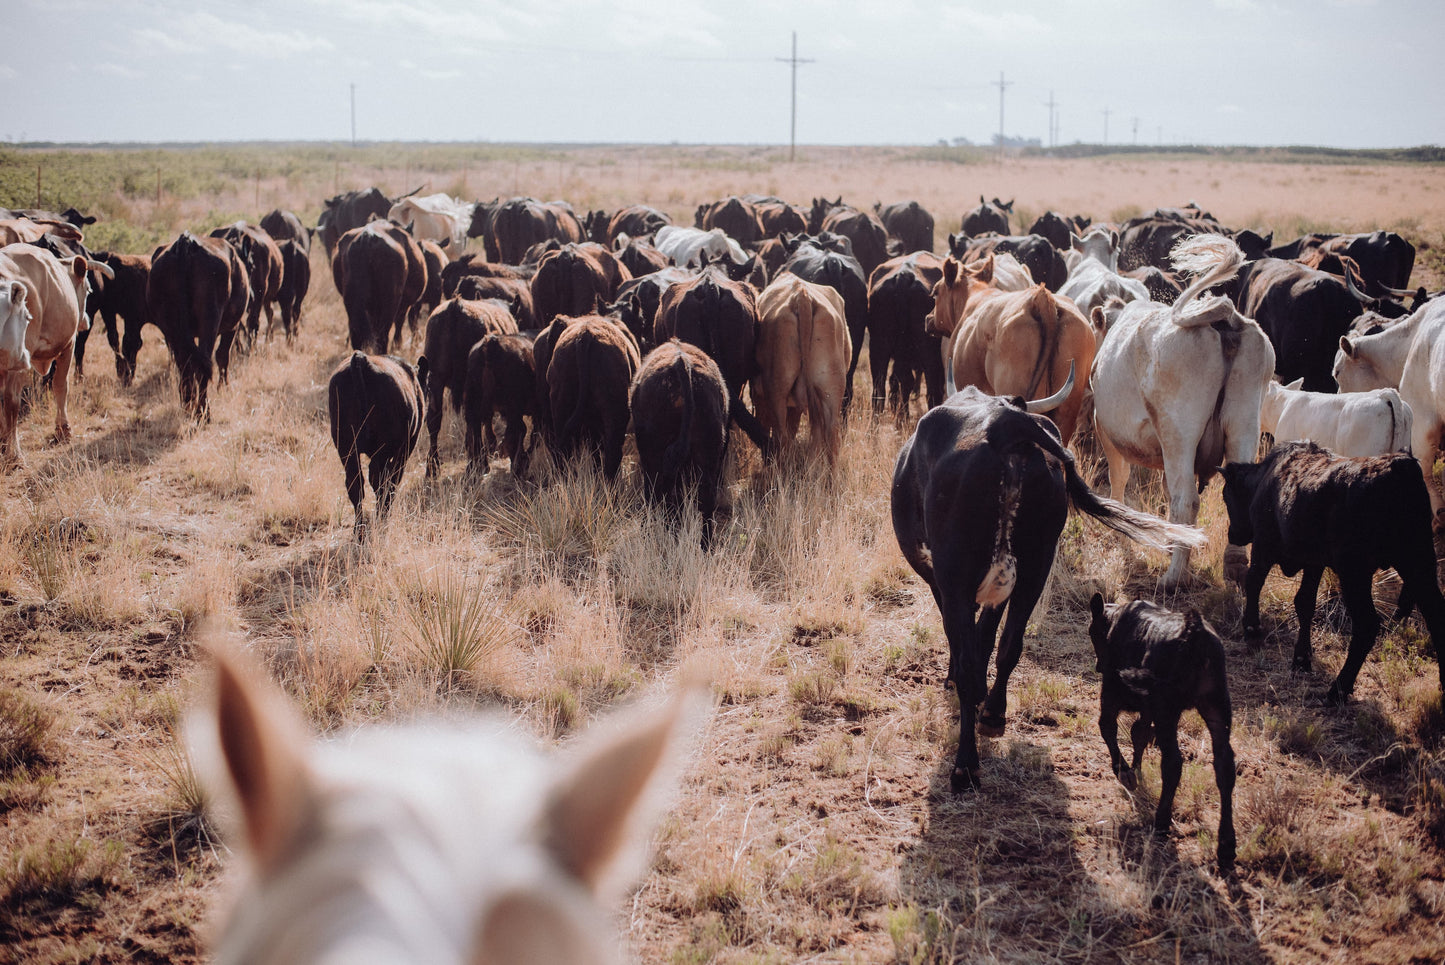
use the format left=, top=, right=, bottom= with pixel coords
left=540, top=687, right=702, bottom=895
left=475, top=889, right=599, bottom=965
left=201, top=644, right=317, bottom=876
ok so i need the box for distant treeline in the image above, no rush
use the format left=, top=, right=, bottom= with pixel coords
left=1023, top=143, right=1445, bottom=164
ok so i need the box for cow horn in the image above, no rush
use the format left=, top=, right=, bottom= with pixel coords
left=1025, top=360, right=1076, bottom=413
left=1343, top=269, right=1374, bottom=305
left=1383, top=283, right=1415, bottom=299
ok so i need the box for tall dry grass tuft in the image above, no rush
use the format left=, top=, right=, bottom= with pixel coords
left=399, top=565, right=519, bottom=693
left=484, top=457, right=637, bottom=575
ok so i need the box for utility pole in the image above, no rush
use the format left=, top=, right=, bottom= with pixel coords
left=776, top=32, right=814, bottom=162
left=992, top=71, right=1013, bottom=159
left=1101, top=107, right=1111, bottom=146
left=350, top=83, right=356, bottom=147
left=1132, top=116, right=1139, bottom=145
left=1044, top=90, right=1057, bottom=149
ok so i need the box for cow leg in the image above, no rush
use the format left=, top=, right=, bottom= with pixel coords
left=1096, top=425, right=1132, bottom=502
left=1412, top=417, right=1444, bottom=530
left=1291, top=564, right=1325, bottom=672
left=980, top=571, right=1047, bottom=737
left=868, top=331, right=891, bottom=415
left=372, top=447, right=406, bottom=520
left=602, top=411, right=627, bottom=482
left=341, top=445, right=366, bottom=528
left=1098, top=689, right=1133, bottom=789
left=216, top=327, right=238, bottom=386
left=1129, top=715, right=1153, bottom=773
left=698, top=471, right=720, bottom=551
left=1395, top=554, right=1445, bottom=693
left=464, top=410, right=487, bottom=475
left=425, top=383, right=446, bottom=479
left=1152, top=713, right=1184, bottom=839
left=1326, top=568, right=1383, bottom=703
left=940, top=594, right=983, bottom=791
left=0, top=372, right=24, bottom=470
left=1241, top=551, right=1273, bottom=641
left=1160, top=449, right=1201, bottom=588
left=48, top=347, right=75, bottom=443
left=1199, top=701, right=1237, bottom=870
left=119, top=318, right=143, bottom=385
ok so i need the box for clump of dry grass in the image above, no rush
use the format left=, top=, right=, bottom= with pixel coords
left=0, top=689, right=58, bottom=773
left=399, top=566, right=518, bottom=692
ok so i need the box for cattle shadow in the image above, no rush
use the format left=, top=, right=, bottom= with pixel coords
left=899, top=738, right=1263, bottom=962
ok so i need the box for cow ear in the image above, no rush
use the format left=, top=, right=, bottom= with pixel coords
left=979, top=195, right=986, bottom=205
left=977, top=254, right=995, bottom=283
left=1283, top=378, right=1304, bottom=391
left=1089, top=593, right=1105, bottom=619
left=1109, top=229, right=1119, bottom=250
left=1339, top=336, right=1354, bottom=358
left=1090, top=306, right=1107, bottom=333
left=942, top=258, right=959, bottom=287
left=1070, top=232, right=1083, bottom=251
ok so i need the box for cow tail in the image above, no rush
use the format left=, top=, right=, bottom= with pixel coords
left=658, top=349, right=695, bottom=489
left=559, top=334, right=591, bottom=448
left=1025, top=284, right=1058, bottom=400
left=1011, top=417, right=1208, bottom=552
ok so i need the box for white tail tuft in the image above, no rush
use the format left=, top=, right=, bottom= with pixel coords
left=1169, top=234, right=1246, bottom=327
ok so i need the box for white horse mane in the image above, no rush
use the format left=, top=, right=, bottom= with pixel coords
left=194, top=647, right=703, bottom=965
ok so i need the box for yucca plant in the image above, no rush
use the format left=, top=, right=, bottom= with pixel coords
left=401, top=567, right=517, bottom=690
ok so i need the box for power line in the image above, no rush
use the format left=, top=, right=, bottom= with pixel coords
left=776, top=32, right=814, bottom=162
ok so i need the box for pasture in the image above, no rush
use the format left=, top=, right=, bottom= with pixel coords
left=2, top=143, right=1445, bottom=964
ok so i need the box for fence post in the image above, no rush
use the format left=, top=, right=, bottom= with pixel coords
left=35, top=164, right=41, bottom=207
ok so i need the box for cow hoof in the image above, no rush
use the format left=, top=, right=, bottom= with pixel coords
left=976, top=714, right=1005, bottom=738
left=950, top=767, right=981, bottom=793
left=1117, top=767, right=1137, bottom=791
left=1323, top=686, right=1349, bottom=706
left=943, top=677, right=955, bottom=691
left=1291, top=657, right=1312, bottom=673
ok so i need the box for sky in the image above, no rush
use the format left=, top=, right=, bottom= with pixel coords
left=3, top=0, right=1441, bottom=148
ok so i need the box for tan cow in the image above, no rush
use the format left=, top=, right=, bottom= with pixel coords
left=0, top=219, right=82, bottom=247
left=927, top=255, right=1096, bottom=444
left=0, top=243, right=98, bottom=466
left=754, top=274, right=852, bottom=464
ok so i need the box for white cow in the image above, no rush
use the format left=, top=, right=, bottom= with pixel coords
left=1335, top=297, right=1445, bottom=526
left=198, top=646, right=702, bottom=965
left=1091, top=234, right=1276, bottom=587
left=653, top=225, right=748, bottom=267
left=1060, top=227, right=1151, bottom=317
left=388, top=193, right=474, bottom=252
left=1261, top=377, right=1413, bottom=458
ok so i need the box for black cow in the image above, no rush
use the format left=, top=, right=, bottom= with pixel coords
left=779, top=235, right=869, bottom=413
left=1118, top=218, right=1201, bottom=272
left=1087, top=595, right=1236, bottom=870
left=327, top=352, right=423, bottom=534
left=1027, top=211, right=1075, bottom=251
left=891, top=380, right=1204, bottom=791
left=959, top=196, right=1013, bottom=238
left=333, top=223, right=413, bottom=354
left=1271, top=232, right=1415, bottom=293
left=86, top=251, right=152, bottom=383
left=655, top=264, right=769, bottom=455
left=1220, top=441, right=1445, bottom=702
left=950, top=233, right=1068, bottom=293
left=274, top=239, right=310, bottom=344
left=874, top=200, right=935, bottom=255
left=416, top=298, right=518, bottom=478
left=260, top=208, right=310, bottom=256
left=613, top=236, right=670, bottom=278
left=866, top=252, right=945, bottom=421
left=317, top=187, right=411, bottom=258
left=147, top=232, right=249, bottom=418
left=755, top=200, right=808, bottom=240
left=814, top=205, right=888, bottom=278
left=210, top=222, right=283, bottom=344
left=695, top=197, right=764, bottom=248
left=606, top=266, right=694, bottom=355
left=631, top=339, right=730, bottom=548
left=1230, top=258, right=1361, bottom=392
left=463, top=332, right=535, bottom=478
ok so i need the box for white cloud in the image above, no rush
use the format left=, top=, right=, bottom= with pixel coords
left=0, top=65, right=17, bottom=80
left=133, top=11, right=332, bottom=60
left=95, top=62, right=143, bottom=78
left=1217, top=104, right=1243, bottom=114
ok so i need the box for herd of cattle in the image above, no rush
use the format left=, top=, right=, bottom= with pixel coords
left=2, top=184, right=1445, bottom=872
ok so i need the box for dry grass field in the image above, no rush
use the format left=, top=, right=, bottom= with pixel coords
left=2, top=144, right=1445, bottom=964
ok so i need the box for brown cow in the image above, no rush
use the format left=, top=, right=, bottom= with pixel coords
left=547, top=314, right=639, bottom=479
left=867, top=252, right=946, bottom=421
left=489, top=198, right=583, bottom=266
left=631, top=339, right=730, bottom=547
left=414, top=238, right=448, bottom=336
left=146, top=232, right=249, bottom=418
left=273, top=240, right=309, bottom=345
left=755, top=200, right=808, bottom=240
left=655, top=264, right=769, bottom=454
left=613, top=236, right=670, bottom=278
left=328, top=351, right=423, bottom=534
left=753, top=274, right=851, bottom=464
left=0, top=219, right=83, bottom=247
left=606, top=204, right=672, bottom=244
left=463, top=332, right=535, bottom=477
left=930, top=256, right=1095, bottom=444
left=0, top=244, right=97, bottom=465
left=530, top=243, right=615, bottom=327
left=332, top=222, right=425, bottom=354
left=696, top=197, right=764, bottom=248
